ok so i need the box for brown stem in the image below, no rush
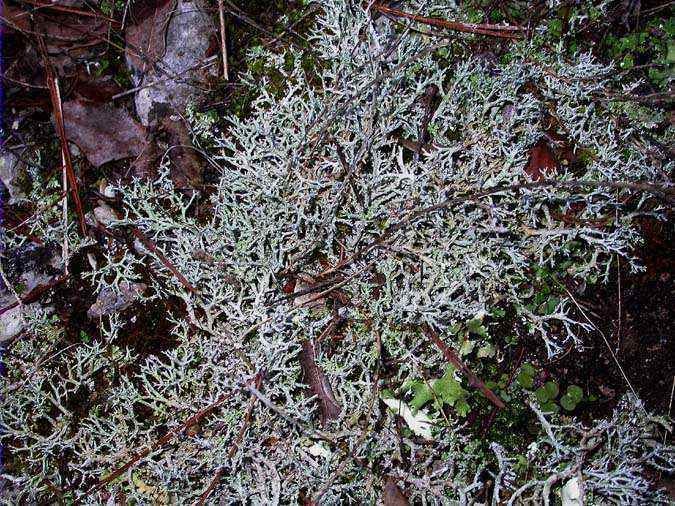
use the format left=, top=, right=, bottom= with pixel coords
left=38, top=36, right=87, bottom=236
left=372, top=4, right=523, bottom=39
left=422, top=325, right=505, bottom=409
left=93, top=393, right=232, bottom=492
left=130, top=227, right=199, bottom=294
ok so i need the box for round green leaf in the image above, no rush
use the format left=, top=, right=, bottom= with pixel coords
left=567, top=385, right=583, bottom=403
left=544, top=381, right=559, bottom=399
left=517, top=371, right=534, bottom=390
left=560, top=394, right=577, bottom=412
left=541, top=401, right=559, bottom=414
left=521, top=363, right=536, bottom=377
left=535, top=386, right=550, bottom=403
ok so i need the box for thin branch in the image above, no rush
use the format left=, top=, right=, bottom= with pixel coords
left=371, top=4, right=524, bottom=39
left=217, top=0, right=229, bottom=80
left=38, top=36, right=87, bottom=236
left=93, top=393, right=232, bottom=492
left=130, top=227, right=199, bottom=294
left=423, top=325, right=505, bottom=409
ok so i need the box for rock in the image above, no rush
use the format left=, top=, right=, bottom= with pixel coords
left=128, top=0, right=217, bottom=127
left=93, top=203, right=118, bottom=226
left=0, top=303, right=29, bottom=342
left=561, top=477, right=583, bottom=506
left=0, top=150, right=26, bottom=202
left=87, top=282, right=147, bottom=319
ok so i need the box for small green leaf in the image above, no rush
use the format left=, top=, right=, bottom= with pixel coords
left=466, top=318, right=489, bottom=338
left=540, top=401, right=559, bottom=414
left=459, top=339, right=476, bottom=356
left=517, top=371, right=534, bottom=390
left=566, top=385, right=583, bottom=403
left=409, top=382, right=434, bottom=411
left=455, top=399, right=470, bottom=417
left=521, top=363, right=536, bottom=377
left=544, top=381, right=559, bottom=399
left=560, top=394, right=577, bottom=412
left=477, top=343, right=495, bottom=358
left=535, top=386, right=551, bottom=403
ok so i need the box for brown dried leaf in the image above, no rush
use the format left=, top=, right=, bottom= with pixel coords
left=525, top=139, right=558, bottom=181
left=299, top=340, right=341, bottom=426
left=125, top=0, right=177, bottom=73
left=62, top=99, right=148, bottom=167
left=381, top=477, right=409, bottom=506
left=160, top=117, right=204, bottom=189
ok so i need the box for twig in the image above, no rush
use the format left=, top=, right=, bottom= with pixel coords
left=196, top=468, right=224, bottom=506
left=38, top=36, right=87, bottom=236
left=195, top=372, right=264, bottom=506
left=423, top=326, right=505, bottom=409
left=371, top=4, right=524, bottom=39
left=20, top=0, right=121, bottom=25
left=60, top=134, right=69, bottom=275
left=0, top=274, right=68, bottom=317
left=93, top=393, right=232, bottom=492
left=217, top=0, right=229, bottom=80
left=561, top=286, right=641, bottom=404
left=130, top=227, right=199, bottom=294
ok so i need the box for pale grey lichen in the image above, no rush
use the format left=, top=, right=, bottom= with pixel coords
left=1, top=1, right=673, bottom=503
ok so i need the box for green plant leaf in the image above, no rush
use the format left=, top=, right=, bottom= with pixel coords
left=466, top=318, right=488, bottom=338
left=521, top=363, right=536, bottom=377
left=560, top=394, right=577, bottom=412
left=455, top=399, right=470, bottom=417
left=540, top=401, right=559, bottom=414
left=566, top=385, right=584, bottom=403
left=544, top=381, right=559, bottom=399
left=433, top=371, right=467, bottom=406
left=408, top=381, right=434, bottom=411
left=517, top=371, right=534, bottom=389
left=535, top=386, right=551, bottom=403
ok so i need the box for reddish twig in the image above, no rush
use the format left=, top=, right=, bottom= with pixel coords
left=37, top=36, right=87, bottom=236
left=483, top=345, right=525, bottom=435
left=422, top=325, right=505, bottom=409
left=196, top=372, right=264, bottom=506
left=93, top=393, right=232, bottom=492
left=196, top=468, right=224, bottom=506
left=372, top=4, right=524, bottom=39
left=300, top=338, right=342, bottom=426
left=21, top=0, right=121, bottom=25
left=130, top=227, right=199, bottom=294
left=0, top=275, right=68, bottom=317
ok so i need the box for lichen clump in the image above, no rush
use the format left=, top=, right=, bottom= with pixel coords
left=2, top=1, right=673, bottom=503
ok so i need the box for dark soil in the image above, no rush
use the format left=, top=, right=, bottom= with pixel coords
left=546, top=216, right=675, bottom=416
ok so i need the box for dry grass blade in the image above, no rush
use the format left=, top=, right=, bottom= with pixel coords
left=218, top=0, right=229, bottom=80
left=37, top=36, right=87, bottom=236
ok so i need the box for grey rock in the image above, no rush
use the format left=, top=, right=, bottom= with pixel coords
left=132, top=0, right=217, bottom=127
left=0, top=150, right=26, bottom=202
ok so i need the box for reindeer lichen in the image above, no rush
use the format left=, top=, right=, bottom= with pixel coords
left=2, top=1, right=672, bottom=503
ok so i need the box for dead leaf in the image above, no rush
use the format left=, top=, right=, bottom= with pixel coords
left=381, top=477, right=409, bottom=506
left=126, top=0, right=177, bottom=73
left=61, top=99, right=148, bottom=167
left=299, top=339, right=341, bottom=426
left=525, top=139, right=558, bottom=181
left=160, top=117, right=204, bottom=189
